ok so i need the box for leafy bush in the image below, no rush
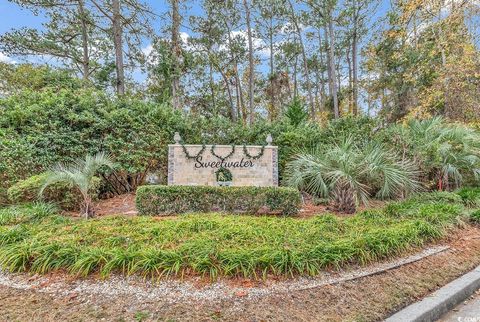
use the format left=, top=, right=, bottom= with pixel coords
left=471, top=210, right=480, bottom=223
left=456, top=187, right=480, bottom=207
left=136, top=185, right=301, bottom=216
left=7, top=173, right=100, bottom=210
left=0, top=88, right=189, bottom=198
left=0, top=192, right=465, bottom=278
left=1, top=85, right=477, bottom=206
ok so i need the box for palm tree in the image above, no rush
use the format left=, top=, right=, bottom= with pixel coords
left=437, top=125, right=480, bottom=190
left=286, top=137, right=420, bottom=213
left=40, top=152, right=114, bottom=218
left=388, top=117, right=480, bottom=190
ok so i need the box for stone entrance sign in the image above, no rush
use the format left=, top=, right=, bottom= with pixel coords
left=168, top=133, right=278, bottom=187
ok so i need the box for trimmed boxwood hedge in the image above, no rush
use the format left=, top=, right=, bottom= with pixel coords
left=136, top=185, right=301, bottom=216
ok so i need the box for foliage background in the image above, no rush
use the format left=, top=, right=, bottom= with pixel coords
left=1, top=83, right=376, bottom=203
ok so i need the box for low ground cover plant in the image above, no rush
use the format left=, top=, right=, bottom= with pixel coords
left=456, top=187, right=480, bottom=208
left=471, top=210, right=480, bottom=223
left=136, top=185, right=301, bottom=216
left=0, top=189, right=473, bottom=279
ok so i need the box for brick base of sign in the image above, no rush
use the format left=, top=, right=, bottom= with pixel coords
left=167, top=144, right=279, bottom=187
left=167, top=145, right=175, bottom=185
left=272, top=148, right=279, bottom=186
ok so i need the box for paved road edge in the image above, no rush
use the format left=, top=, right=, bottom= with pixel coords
left=385, top=265, right=480, bottom=322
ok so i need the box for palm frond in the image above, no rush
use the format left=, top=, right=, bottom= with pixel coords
left=39, top=152, right=115, bottom=217
left=286, top=135, right=420, bottom=210
left=83, top=152, right=114, bottom=180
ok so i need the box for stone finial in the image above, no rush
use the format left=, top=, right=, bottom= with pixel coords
left=266, top=133, right=273, bottom=146
left=174, top=132, right=182, bottom=144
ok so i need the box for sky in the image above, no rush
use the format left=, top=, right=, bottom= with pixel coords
left=0, top=0, right=392, bottom=77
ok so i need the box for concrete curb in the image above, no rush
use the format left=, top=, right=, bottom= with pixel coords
left=385, top=265, right=480, bottom=322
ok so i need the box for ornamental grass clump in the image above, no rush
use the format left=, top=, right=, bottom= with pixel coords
left=471, top=210, right=480, bottom=224
left=286, top=136, right=420, bottom=213
left=456, top=187, right=480, bottom=208
left=0, top=189, right=470, bottom=279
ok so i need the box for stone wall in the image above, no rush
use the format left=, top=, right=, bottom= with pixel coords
left=168, top=143, right=278, bottom=187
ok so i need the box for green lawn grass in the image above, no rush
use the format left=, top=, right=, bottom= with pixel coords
left=0, top=190, right=475, bottom=279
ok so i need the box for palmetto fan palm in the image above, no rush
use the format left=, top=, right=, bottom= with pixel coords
left=286, top=137, right=420, bottom=213
left=40, top=152, right=114, bottom=218
left=389, top=117, right=480, bottom=190
left=437, top=126, right=480, bottom=189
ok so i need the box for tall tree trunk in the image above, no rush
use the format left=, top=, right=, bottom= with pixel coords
left=367, top=90, right=371, bottom=116
left=219, top=69, right=236, bottom=121
left=352, top=3, right=359, bottom=116
left=352, top=29, right=359, bottom=115
left=413, top=11, right=418, bottom=49
left=209, top=63, right=216, bottom=113
left=286, top=67, right=294, bottom=99
left=234, top=76, right=241, bottom=119
left=288, top=0, right=315, bottom=120
left=78, top=0, right=90, bottom=81
left=237, top=67, right=247, bottom=124
left=327, top=17, right=339, bottom=118
left=336, top=57, right=341, bottom=96
left=314, top=64, right=319, bottom=112
left=269, top=16, right=275, bottom=116
left=318, top=28, right=326, bottom=112
left=226, top=22, right=246, bottom=124
left=324, top=26, right=333, bottom=112
left=244, top=0, right=255, bottom=125
left=293, top=54, right=298, bottom=97
left=233, top=64, right=246, bottom=123
left=171, top=0, right=181, bottom=109
left=346, top=43, right=353, bottom=114
left=434, top=8, right=448, bottom=114
left=112, top=0, right=125, bottom=95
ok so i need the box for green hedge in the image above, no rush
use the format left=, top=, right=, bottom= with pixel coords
left=7, top=173, right=100, bottom=211
left=136, top=185, right=301, bottom=216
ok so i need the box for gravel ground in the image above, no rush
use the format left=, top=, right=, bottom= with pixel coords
left=1, top=227, right=480, bottom=321
left=0, top=246, right=449, bottom=305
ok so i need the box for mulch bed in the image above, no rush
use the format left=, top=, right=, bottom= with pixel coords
left=94, top=193, right=137, bottom=216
